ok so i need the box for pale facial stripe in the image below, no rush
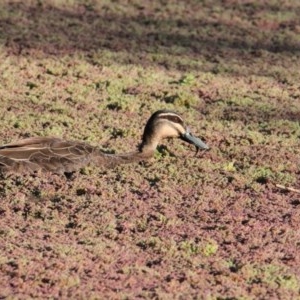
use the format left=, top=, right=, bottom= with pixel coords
left=157, top=112, right=184, bottom=125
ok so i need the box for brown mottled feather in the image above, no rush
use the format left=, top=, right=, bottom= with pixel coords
left=0, top=137, right=98, bottom=174
left=0, top=136, right=153, bottom=174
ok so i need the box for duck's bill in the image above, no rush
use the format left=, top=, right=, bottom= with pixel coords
left=181, top=132, right=209, bottom=150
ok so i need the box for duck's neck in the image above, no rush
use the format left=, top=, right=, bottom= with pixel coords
left=95, top=143, right=156, bottom=169
left=93, top=134, right=161, bottom=169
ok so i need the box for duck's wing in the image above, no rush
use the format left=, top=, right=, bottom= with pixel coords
left=0, top=137, right=97, bottom=174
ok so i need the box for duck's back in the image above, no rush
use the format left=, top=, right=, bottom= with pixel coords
left=0, top=137, right=96, bottom=174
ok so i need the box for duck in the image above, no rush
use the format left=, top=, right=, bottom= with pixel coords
left=0, top=110, right=209, bottom=174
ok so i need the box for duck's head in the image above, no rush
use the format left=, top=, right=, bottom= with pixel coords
left=140, top=110, right=209, bottom=153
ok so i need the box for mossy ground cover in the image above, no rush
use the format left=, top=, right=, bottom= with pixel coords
left=0, top=0, right=300, bottom=298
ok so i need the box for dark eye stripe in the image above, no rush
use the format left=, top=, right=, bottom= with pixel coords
left=158, top=114, right=184, bottom=126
